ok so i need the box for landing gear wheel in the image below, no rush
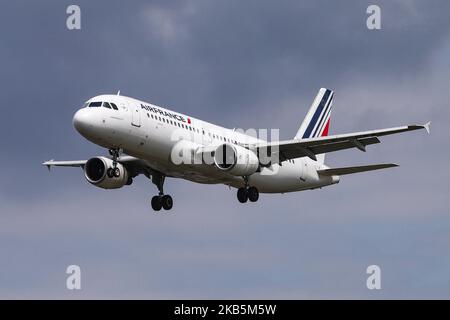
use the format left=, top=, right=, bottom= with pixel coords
left=149, top=171, right=173, bottom=212
left=162, top=195, right=173, bottom=210
left=248, top=187, right=259, bottom=202
left=237, top=187, right=248, bottom=203
left=151, top=196, right=162, bottom=211
left=108, top=148, right=122, bottom=177
left=107, top=168, right=115, bottom=178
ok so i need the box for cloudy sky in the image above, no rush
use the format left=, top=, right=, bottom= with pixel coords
left=1, top=0, right=449, bottom=299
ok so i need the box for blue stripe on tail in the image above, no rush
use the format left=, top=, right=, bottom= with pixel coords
left=312, top=92, right=333, bottom=138
left=302, top=89, right=331, bottom=138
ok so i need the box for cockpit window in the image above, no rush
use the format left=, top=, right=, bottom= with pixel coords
left=88, top=101, right=118, bottom=110
left=89, top=102, right=102, bottom=107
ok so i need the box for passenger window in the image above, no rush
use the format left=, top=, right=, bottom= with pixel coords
left=110, top=103, right=118, bottom=110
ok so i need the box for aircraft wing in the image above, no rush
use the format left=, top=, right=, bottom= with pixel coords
left=42, top=156, right=153, bottom=177
left=251, top=122, right=430, bottom=163
left=42, top=160, right=87, bottom=169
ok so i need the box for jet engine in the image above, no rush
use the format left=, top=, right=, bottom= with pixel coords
left=84, top=157, right=129, bottom=189
left=214, top=143, right=259, bottom=176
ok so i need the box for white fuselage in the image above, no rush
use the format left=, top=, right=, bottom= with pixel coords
left=73, top=94, right=338, bottom=193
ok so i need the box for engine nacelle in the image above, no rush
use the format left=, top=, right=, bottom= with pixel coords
left=214, top=143, right=259, bottom=176
left=84, top=157, right=129, bottom=189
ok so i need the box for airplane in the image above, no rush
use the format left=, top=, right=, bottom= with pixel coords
left=43, top=88, right=430, bottom=211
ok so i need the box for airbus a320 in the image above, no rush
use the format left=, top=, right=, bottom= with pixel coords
left=43, top=88, right=430, bottom=211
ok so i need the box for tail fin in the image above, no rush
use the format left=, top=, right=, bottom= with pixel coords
left=295, top=88, right=334, bottom=139
left=295, top=88, right=334, bottom=164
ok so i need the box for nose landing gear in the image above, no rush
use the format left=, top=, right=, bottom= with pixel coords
left=107, top=167, right=121, bottom=178
left=107, top=148, right=122, bottom=178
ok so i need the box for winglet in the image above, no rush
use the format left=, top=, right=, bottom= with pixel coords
left=424, top=121, right=431, bottom=134
left=43, top=159, right=54, bottom=171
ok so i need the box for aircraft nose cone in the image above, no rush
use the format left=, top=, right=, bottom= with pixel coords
left=73, top=108, right=91, bottom=135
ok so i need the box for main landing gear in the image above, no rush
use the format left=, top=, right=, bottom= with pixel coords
left=150, top=172, right=173, bottom=212
left=237, top=176, right=259, bottom=203
left=107, top=148, right=122, bottom=178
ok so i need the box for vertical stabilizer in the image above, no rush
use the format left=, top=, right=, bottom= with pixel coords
left=295, top=88, right=334, bottom=164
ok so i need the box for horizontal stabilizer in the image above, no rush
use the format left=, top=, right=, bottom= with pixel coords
left=317, top=163, right=398, bottom=176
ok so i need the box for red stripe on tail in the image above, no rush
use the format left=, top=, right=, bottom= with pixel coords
left=321, top=119, right=330, bottom=137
